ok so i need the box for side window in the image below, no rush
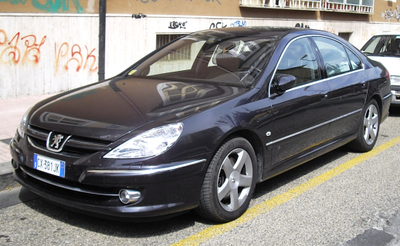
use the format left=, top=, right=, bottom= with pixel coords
left=276, top=38, right=320, bottom=88
left=346, top=48, right=362, bottom=70
left=313, top=37, right=351, bottom=77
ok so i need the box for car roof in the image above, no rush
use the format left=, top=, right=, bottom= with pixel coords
left=371, top=32, right=400, bottom=36
left=187, top=26, right=338, bottom=42
left=205, top=26, right=331, bottom=35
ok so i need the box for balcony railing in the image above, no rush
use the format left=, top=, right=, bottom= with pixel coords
left=239, top=0, right=374, bottom=14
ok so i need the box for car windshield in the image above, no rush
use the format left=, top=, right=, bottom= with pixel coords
left=125, top=29, right=278, bottom=87
left=361, top=35, right=400, bottom=57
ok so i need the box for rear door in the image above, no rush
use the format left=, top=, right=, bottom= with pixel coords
left=312, top=36, right=368, bottom=140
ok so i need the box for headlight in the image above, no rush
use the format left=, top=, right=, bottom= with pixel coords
left=17, top=107, right=31, bottom=138
left=391, top=75, right=400, bottom=86
left=104, top=122, right=184, bottom=159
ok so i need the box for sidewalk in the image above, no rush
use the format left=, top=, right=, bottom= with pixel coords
left=0, top=94, right=53, bottom=176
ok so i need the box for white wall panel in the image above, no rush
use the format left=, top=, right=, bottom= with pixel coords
left=0, top=15, right=99, bottom=99
left=1, top=14, right=400, bottom=99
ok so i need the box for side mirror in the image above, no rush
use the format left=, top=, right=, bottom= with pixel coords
left=275, top=74, right=296, bottom=93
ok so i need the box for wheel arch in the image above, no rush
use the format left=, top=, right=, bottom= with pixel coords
left=371, top=94, right=383, bottom=114
left=213, top=129, right=265, bottom=183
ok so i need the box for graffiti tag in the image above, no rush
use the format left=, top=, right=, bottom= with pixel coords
left=295, top=23, right=310, bottom=28
left=169, top=21, right=187, bottom=29
left=55, top=43, right=97, bottom=72
left=0, top=31, right=46, bottom=64
left=0, top=30, right=97, bottom=73
left=382, top=6, right=400, bottom=21
left=0, top=0, right=83, bottom=13
left=230, top=20, right=247, bottom=27
left=139, top=0, right=221, bottom=4
left=209, top=22, right=227, bottom=29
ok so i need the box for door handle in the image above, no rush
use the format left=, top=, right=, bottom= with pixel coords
left=361, top=82, right=367, bottom=89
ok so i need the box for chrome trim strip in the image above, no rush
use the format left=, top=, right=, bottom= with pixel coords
left=267, top=35, right=366, bottom=97
left=27, top=136, right=48, bottom=153
left=28, top=126, right=48, bottom=139
left=266, top=109, right=362, bottom=146
left=286, top=70, right=365, bottom=93
left=86, top=159, right=207, bottom=175
left=383, top=92, right=392, bottom=100
left=21, top=166, right=118, bottom=197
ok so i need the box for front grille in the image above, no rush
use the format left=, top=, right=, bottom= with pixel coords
left=21, top=166, right=119, bottom=197
left=27, top=125, right=112, bottom=157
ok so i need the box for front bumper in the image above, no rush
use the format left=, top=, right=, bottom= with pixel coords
left=10, top=136, right=207, bottom=221
left=391, top=85, right=400, bottom=105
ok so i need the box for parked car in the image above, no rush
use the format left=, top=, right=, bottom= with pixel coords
left=10, top=27, right=392, bottom=223
left=361, top=32, right=400, bottom=105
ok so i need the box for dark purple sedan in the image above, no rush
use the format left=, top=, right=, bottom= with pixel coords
left=10, top=27, right=392, bottom=222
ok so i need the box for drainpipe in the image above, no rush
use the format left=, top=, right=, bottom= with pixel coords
left=98, top=0, right=106, bottom=81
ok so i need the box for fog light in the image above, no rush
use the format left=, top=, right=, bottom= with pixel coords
left=11, top=160, right=20, bottom=170
left=119, top=189, right=141, bottom=204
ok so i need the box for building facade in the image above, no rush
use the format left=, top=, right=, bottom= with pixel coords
left=0, top=0, right=399, bottom=99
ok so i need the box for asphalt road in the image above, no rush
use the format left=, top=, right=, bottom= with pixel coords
left=0, top=108, right=399, bottom=246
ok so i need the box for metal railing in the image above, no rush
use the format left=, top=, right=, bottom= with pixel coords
left=239, top=0, right=373, bottom=14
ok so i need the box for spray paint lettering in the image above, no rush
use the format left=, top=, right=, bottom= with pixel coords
left=0, top=31, right=46, bottom=64
left=230, top=21, right=247, bottom=27
left=168, top=21, right=187, bottom=29
left=209, top=22, right=227, bottom=29
left=0, top=0, right=27, bottom=3
left=55, top=42, right=97, bottom=72
left=0, top=30, right=97, bottom=73
left=295, top=23, right=310, bottom=28
left=139, top=0, right=221, bottom=4
left=32, top=0, right=83, bottom=13
left=0, top=0, right=83, bottom=13
left=382, top=6, right=400, bottom=21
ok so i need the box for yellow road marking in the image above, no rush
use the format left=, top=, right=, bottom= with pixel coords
left=172, top=136, right=400, bottom=246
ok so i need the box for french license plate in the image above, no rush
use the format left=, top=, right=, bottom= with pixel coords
left=33, top=154, right=65, bottom=178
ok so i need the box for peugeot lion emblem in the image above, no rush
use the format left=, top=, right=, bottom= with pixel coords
left=46, top=132, right=71, bottom=152
left=51, top=134, right=64, bottom=149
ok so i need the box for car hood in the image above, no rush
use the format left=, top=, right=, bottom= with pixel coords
left=29, top=77, right=244, bottom=141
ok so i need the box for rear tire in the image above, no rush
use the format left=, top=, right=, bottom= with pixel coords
left=349, top=99, right=380, bottom=152
left=196, top=137, right=257, bottom=223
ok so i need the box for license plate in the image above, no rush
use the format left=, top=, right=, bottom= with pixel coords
left=33, top=154, right=65, bottom=178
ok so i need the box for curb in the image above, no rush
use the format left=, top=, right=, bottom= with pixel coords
left=0, top=161, right=20, bottom=192
left=0, top=172, right=20, bottom=192
left=0, top=161, right=13, bottom=176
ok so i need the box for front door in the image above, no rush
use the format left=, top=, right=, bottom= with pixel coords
left=266, top=37, right=331, bottom=174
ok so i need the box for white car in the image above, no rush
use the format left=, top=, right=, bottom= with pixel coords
left=361, top=33, right=400, bottom=105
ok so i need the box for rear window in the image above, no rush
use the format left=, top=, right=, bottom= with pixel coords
left=361, top=35, right=400, bottom=57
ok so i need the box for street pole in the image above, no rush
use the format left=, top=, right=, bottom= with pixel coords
left=98, top=0, right=106, bottom=81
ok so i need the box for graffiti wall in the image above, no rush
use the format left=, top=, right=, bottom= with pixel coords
left=0, top=0, right=237, bottom=16
left=0, top=0, right=96, bottom=14
left=0, top=16, right=98, bottom=99
left=1, top=14, right=400, bottom=99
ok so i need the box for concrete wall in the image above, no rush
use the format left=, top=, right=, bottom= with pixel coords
left=1, top=0, right=398, bottom=22
left=0, top=14, right=99, bottom=99
left=104, top=15, right=400, bottom=81
left=1, top=14, right=400, bottom=99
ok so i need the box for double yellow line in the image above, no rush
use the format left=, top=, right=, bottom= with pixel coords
left=173, top=136, right=400, bottom=246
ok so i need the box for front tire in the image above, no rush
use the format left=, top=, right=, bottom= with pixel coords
left=196, top=137, right=257, bottom=223
left=349, top=99, right=380, bottom=152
